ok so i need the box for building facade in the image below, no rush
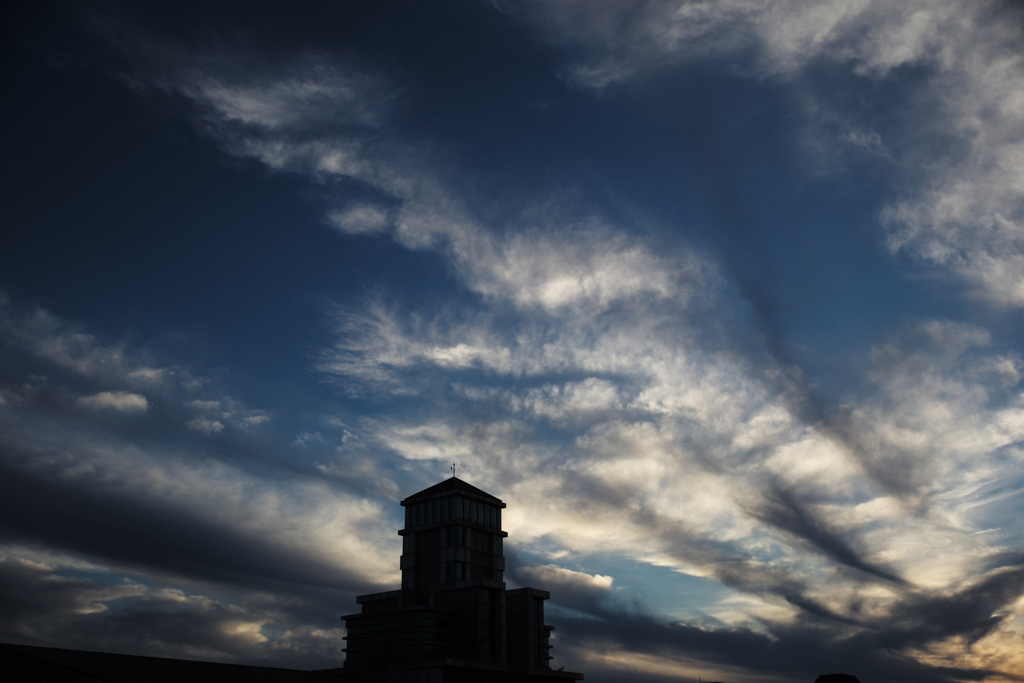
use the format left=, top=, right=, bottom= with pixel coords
left=340, top=477, right=583, bottom=683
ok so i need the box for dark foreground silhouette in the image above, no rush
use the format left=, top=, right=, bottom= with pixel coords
left=3, top=641, right=863, bottom=683
left=339, top=477, right=584, bottom=683
left=1, top=642, right=336, bottom=681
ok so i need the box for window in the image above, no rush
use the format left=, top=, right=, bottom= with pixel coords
left=445, top=525, right=464, bottom=547
left=447, top=561, right=464, bottom=582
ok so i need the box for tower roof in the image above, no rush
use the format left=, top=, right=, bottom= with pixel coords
left=401, top=476, right=504, bottom=506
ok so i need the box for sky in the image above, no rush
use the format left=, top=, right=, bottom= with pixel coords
left=2, top=1, right=1024, bottom=681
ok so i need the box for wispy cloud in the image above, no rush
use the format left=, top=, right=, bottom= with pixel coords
left=107, top=32, right=1024, bottom=676
left=75, top=391, right=149, bottom=413
left=0, top=545, right=347, bottom=669
left=16, top=13, right=1024, bottom=679
left=513, top=0, right=1024, bottom=307
left=310, top=276, right=1024, bottom=678
left=0, top=296, right=400, bottom=666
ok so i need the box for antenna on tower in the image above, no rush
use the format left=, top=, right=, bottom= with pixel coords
left=451, top=462, right=456, bottom=479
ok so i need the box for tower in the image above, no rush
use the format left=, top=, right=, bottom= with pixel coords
left=340, top=477, right=583, bottom=682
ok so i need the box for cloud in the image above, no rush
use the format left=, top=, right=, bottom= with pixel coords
left=114, top=39, right=714, bottom=323
left=184, top=57, right=385, bottom=131
left=0, top=546, right=347, bottom=669
left=127, top=368, right=167, bottom=385
left=75, top=391, right=149, bottom=414
left=292, top=431, right=325, bottom=447
left=512, top=0, right=1024, bottom=306
left=517, top=564, right=615, bottom=591
left=515, top=0, right=982, bottom=86
left=514, top=378, right=623, bottom=423
left=65, top=23, right=1024, bottom=679
left=0, top=294, right=193, bottom=399
left=186, top=418, right=225, bottom=435
left=510, top=564, right=618, bottom=619
left=0, top=303, right=155, bottom=383
left=327, top=204, right=392, bottom=234
left=313, top=284, right=1024, bottom=679
left=183, top=398, right=269, bottom=434
left=749, top=482, right=906, bottom=586
left=0, top=296, right=402, bottom=607
left=554, top=606, right=1007, bottom=683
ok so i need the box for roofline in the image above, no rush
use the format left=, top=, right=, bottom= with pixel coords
left=400, top=476, right=505, bottom=506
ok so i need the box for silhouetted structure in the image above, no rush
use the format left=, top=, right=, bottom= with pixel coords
left=813, top=676, right=860, bottom=683
left=0, top=642, right=337, bottom=682
left=339, top=477, right=583, bottom=683
left=3, top=479, right=585, bottom=683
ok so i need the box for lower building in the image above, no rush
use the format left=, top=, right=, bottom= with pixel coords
left=0, top=642, right=337, bottom=682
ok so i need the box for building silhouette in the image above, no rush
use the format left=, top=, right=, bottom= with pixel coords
left=2, top=477, right=586, bottom=682
left=0, top=470, right=864, bottom=683
left=338, top=477, right=584, bottom=683
left=0, top=642, right=337, bottom=681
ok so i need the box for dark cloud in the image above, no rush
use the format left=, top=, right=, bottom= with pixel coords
left=515, top=464, right=1023, bottom=682
left=875, top=565, right=1024, bottom=650
left=553, top=608, right=996, bottom=683
left=0, top=558, right=103, bottom=626
left=0, top=459, right=374, bottom=600
left=506, top=561, right=620, bottom=620
left=550, top=470, right=877, bottom=626
left=537, top=557, right=1024, bottom=682
left=0, top=557, right=346, bottom=670
left=751, top=482, right=907, bottom=586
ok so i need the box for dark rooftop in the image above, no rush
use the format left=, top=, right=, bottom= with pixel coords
left=401, top=476, right=505, bottom=506
left=1, top=642, right=339, bottom=682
